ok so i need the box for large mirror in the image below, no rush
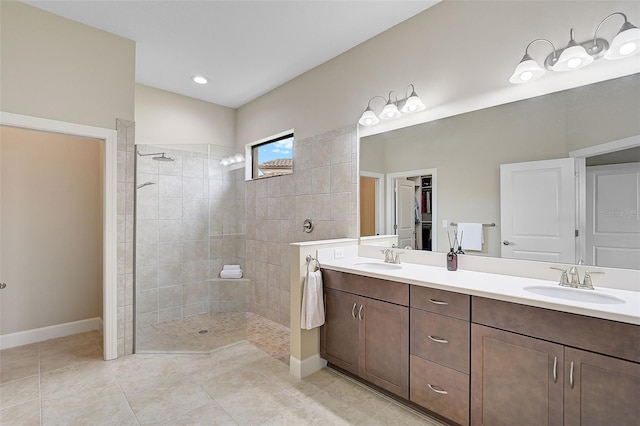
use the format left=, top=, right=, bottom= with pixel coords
left=360, top=74, right=640, bottom=270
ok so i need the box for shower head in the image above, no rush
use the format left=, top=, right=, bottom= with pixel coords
left=136, top=181, right=156, bottom=189
left=152, top=153, right=174, bottom=162
left=137, top=150, right=174, bottom=162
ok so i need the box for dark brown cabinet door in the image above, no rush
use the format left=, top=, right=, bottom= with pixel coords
left=359, top=296, right=409, bottom=399
left=321, top=288, right=359, bottom=375
left=471, top=324, right=564, bottom=426
left=564, top=347, right=640, bottom=426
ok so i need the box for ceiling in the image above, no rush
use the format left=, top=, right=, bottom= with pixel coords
left=22, top=0, right=439, bottom=109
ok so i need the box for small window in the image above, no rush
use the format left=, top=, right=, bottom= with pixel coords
left=252, top=133, right=294, bottom=179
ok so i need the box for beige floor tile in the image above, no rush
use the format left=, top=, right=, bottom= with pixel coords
left=40, top=359, right=120, bottom=400
left=42, top=393, right=135, bottom=426
left=0, top=345, right=39, bottom=385
left=126, top=379, right=213, bottom=424
left=38, top=332, right=103, bottom=373
left=0, top=376, right=40, bottom=410
left=109, top=354, right=188, bottom=393
left=259, top=401, right=353, bottom=426
left=0, top=399, right=41, bottom=426
left=159, top=401, right=237, bottom=426
left=369, top=402, right=444, bottom=425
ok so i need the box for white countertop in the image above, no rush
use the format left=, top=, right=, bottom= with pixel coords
left=320, top=256, right=640, bottom=325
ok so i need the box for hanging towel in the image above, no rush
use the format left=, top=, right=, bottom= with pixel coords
left=220, top=269, right=243, bottom=279
left=301, top=270, right=325, bottom=330
left=457, top=223, right=484, bottom=251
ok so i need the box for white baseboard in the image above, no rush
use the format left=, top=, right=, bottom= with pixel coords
left=0, top=317, right=103, bottom=350
left=289, top=354, right=328, bottom=379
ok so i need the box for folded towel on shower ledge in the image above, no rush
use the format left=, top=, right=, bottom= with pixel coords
left=220, top=269, right=243, bottom=279
left=222, top=264, right=241, bottom=270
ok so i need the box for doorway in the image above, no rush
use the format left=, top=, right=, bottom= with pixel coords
left=0, top=112, right=118, bottom=359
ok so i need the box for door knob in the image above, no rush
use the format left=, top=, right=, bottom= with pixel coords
left=0, top=283, right=6, bottom=289
left=503, top=240, right=514, bottom=246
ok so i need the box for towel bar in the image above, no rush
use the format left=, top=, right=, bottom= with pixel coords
left=450, top=222, right=495, bottom=227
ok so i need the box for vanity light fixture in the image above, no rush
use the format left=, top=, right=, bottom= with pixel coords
left=510, top=12, right=640, bottom=84
left=192, top=75, right=208, bottom=85
left=358, top=84, right=426, bottom=126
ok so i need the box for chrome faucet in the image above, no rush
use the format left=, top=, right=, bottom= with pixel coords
left=550, top=266, right=603, bottom=290
left=380, top=248, right=403, bottom=264
left=568, top=266, right=580, bottom=288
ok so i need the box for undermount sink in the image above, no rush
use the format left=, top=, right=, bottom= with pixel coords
left=353, top=262, right=402, bottom=271
left=524, top=286, right=625, bottom=304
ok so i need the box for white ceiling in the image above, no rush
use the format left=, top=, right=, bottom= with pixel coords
left=22, top=0, right=439, bottom=109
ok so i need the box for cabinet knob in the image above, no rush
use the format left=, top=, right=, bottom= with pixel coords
left=427, top=384, right=448, bottom=395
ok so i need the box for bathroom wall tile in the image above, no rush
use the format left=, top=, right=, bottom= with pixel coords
left=136, top=243, right=158, bottom=268
left=159, top=263, right=182, bottom=287
left=126, top=152, right=135, bottom=183
left=266, top=220, right=280, bottom=243
left=209, top=237, right=223, bottom=258
left=311, top=138, right=331, bottom=168
left=331, top=220, right=352, bottom=239
left=159, top=285, right=182, bottom=310
left=245, top=196, right=256, bottom=220
left=330, top=192, right=351, bottom=221
left=158, top=307, right=182, bottom=322
left=182, top=281, right=208, bottom=305
left=279, top=289, right=290, bottom=314
left=116, top=306, right=124, bottom=339
left=117, top=151, right=127, bottom=183
left=279, top=220, right=296, bottom=244
left=125, top=243, right=134, bottom=274
left=280, top=174, right=296, bottom=196
left=158, top=197, right=182, bottom=220
left=136, top=289, right=158, bottom=314
left=278, top=196, right=296, bottom=221
left=125, top=185, right=135, bottom=216
left=116, top=274, right=125, bottom=307
left=135, top=311, right=158, bottom=328
left=255, top=241, right=268, bottom=263
left=137, top=156, right=158, bottom=175
left=117, top=183, right=126, bottom=215
left=183, top=177, right=205, bottom=199
left=126, top=215, right=134, bottom=242
left=182, top=260, right=209, bottom=283
left=267, top=176, right=282, bottom=198
left=184, top=240, right=208, bottom=261
left=331, top=133, right=352, bottom=165
left=159, top=175, right=183, bottom=198
left=158, top=155, right=182, bottom=176
left=255, top=197, right=268, bottom=220
left=311, top=193, right=331, bottom=220
left=267, top=264, right=279, bottom=287
left=312, top=166, right=331, bottom=194
left=254, top=177, right=268, bottom=198
left=183, top=156, right=204, bottom=178
left=116, top=243, right=125, bottom=275
left=137, top=220, right=159, bottom=243
left=311, top=220, right=331, bottom=241
left=182, top=220, right=207, bottom=241
left=208, top=177, right=223, bottom=200
left=117, top=215, right=126, bottom=243
left=294, top=169, right=312, bottom=195
left=183, top=198, right=207, bottom=220
left=125, top=274, right=134, bottom=306
left=351, top=153, right=358, bottom=184
left=137, top=196, right=158, bottom=220
left=158, top=242, right=184, bottom=264
left=136, top=266, right=158, bottom=291
left=183, top=302, right=207, bottom=317
left=158, top=219, right=182, bottom=242
left=267, top=285, right=280, bottom=311
left=245, top=180, right=256, bottom=199
left=266, top=197, right=280, bottom=220
left=295, top=194, right=313, bottom=220
left=125, top=304, right=134, bottom=338
left=330, top=163, right=351, bottom=193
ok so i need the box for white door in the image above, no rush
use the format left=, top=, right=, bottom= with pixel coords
left=500, top=158, right=576, bottom=263
left=586, top=163, right=640, bottom=269
left=395, top=179, right=416, bottom=249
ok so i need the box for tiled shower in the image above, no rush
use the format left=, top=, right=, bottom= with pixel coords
left=134, top=144, right=247, bottom=352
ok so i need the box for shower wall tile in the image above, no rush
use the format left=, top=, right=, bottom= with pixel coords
left=183, top=177, right=205, bottom=199
left=183, top=198, right=207, bottom=220
left=158, top=307, right=182, bottom=322
left=158, top=220, right=182, bottom=242
left=159, top=285, right=182, bottom=310
left=158, top=242, right=183, bottom=264
left=125, top=274, right=134, bottom=306
left=159, top=175, right=183, bottom=198
left=311, top=138, right=331, bottom=168
left=158, top=155, right=182, bottom=176
left=331, top=133, right=352, bottom=164
left=330, top=163, right=351, bottom=193
left=312, top=166, right=331, bottom=194
left=183, top=157, right=204, bottom=178
left=159, top=263, right=182, bottom=288
left=136, top=266, right=159, bottom=291
left=158, top=198, right=182, bottom=220
left=136, top=289, right=158, bottom=314
left=136, top=243, right=158, bottom=268
left=137, top=220, right=159, bottom=243
left=137, top=197, right=159, bottom=220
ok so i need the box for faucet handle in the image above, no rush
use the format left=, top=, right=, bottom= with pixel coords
left=550, top=267, right=570, bottom=287
left=580, top=271, right=604, bottom=290
left=394, top=251, right=404, bottom=264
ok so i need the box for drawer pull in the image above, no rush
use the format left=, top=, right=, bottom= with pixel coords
left=427, top=384, right=448, bottom=395
left=351, top=303, right=357, bottom=319
left=428, top=298, right=448, bottom=306
left=427, top=335, right=449, bottom=344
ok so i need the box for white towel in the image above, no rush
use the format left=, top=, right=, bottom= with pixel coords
left=223, top=264, right=241, bottom=270
left=220, top=269, right=243, bottom=279
left=301, top=270, right=325, bottom=330
left=457, top=223, right=484, bottom=251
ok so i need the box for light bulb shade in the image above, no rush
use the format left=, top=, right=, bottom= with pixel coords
left=358, top=108, right=379, bottom=126
left=552, top=43, right=594, bottom=71
left=509, top=54, right=545, bottom=83
left=400, top=92, right=426, bottom=113
left=605, top=23, right=640, bottom=59
left=380, top=102, right=401, bottom=120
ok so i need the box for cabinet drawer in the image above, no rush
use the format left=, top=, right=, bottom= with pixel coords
left=322, top=269, right=409, bottom=306
left=411, top=309, right=470, bottom=374
left=411, top=285, right=470, bottom=320
left=410, top=355, right=469, bottom=426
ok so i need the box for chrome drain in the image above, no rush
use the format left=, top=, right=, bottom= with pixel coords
left=198, top=329, right=209, bottom=334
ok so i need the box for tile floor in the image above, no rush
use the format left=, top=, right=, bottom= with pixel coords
left=0, top=315, right=443, bottom=425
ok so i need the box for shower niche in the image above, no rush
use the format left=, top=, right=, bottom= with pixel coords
left=134, top=144, right=248, bottom=353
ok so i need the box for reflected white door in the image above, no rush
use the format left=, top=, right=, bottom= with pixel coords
left=500, top=158, right=576, bottom=263
left=586, top=163, right=640, bottom=269
left=395, top=179, right=415, bottom=249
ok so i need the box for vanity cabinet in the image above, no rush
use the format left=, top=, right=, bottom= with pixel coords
left=471, top=296, right=640, bottom=426
left=321, top=270, right=409, bottom=398
left=410, top=285, right=471, bottom=426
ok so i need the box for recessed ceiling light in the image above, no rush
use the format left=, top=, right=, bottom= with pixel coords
left=192, top=75, right=208, bottom=85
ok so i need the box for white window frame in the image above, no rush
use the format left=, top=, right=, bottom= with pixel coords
left=244, top=128, right=295, bottom=181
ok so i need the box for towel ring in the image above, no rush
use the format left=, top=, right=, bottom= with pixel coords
left=306, top=255, right=320, bottom=273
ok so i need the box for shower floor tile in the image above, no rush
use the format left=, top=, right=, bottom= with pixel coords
left=135, top=312, right=290, bottom=363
